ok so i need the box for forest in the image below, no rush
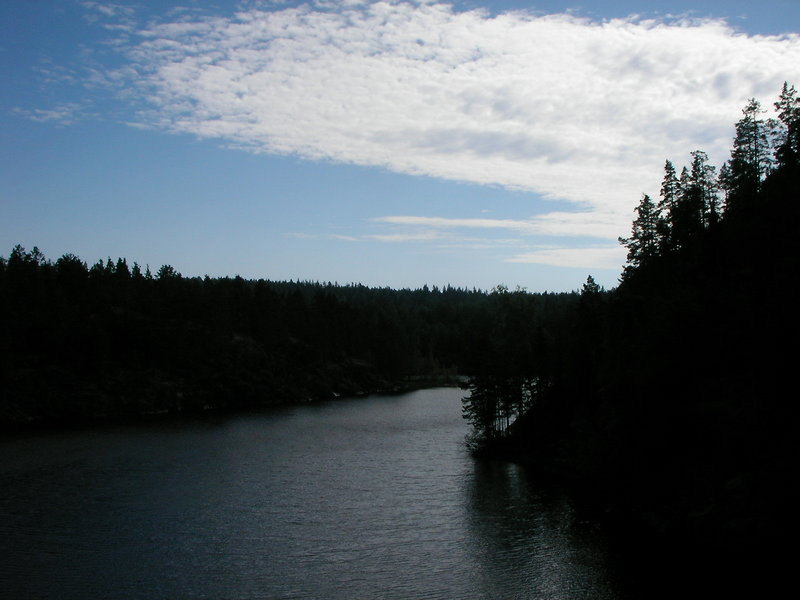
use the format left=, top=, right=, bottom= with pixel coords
left=0, top=240, right=578, bottom=426
left=2, top=82, right=797, bottom=554
left=462, top=82, right=800, bottom=552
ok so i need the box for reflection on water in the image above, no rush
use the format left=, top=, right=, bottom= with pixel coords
left=2, top=388, right=635, bottom=599
left=465, top=460, right=622, bottom=600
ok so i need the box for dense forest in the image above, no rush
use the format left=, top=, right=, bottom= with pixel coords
left=0, top=240, right=580, bottom=426
left=462, top=83, right=800, bottom=551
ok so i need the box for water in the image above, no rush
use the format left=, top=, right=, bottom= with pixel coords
left=1, top=388, right=630, bottom=599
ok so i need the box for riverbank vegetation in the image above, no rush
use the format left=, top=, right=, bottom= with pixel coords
left=0, top=242, right=581, bottom=427
left=462, top=83, right=800, bottom=550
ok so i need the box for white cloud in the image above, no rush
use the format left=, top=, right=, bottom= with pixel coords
left=13, top=103, right=91, bottom=126
left=93, top=0, right=800, bottom=268
left=374, top=211, right=625, bottom=240
left=366, top=230, right=448, bottom=242
left=286, top=232, right=361, bottom=241
left=507, top=246, right=626, bottom=270
left=367, top=213, right=626, bottom=270
left=81, top=1, right=136, bottom=28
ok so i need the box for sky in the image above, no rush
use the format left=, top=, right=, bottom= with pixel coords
left=2, top=1, right=800, bottom=292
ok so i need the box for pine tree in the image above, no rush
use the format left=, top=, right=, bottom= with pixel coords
left=689, top=150, right=720, bottom=228
left=667, top=159, right=701, bottom=250
left=581, top=274, right=602, bottom=295
left=657, top=160, right=681, bottom=249
left=717, top=161, right=733, bottom=209
left=773, top=82, right=800, bottom=170
left=115, top=257, right=130, bottom=279
left=723, top=98, right=773, bottom=211
left=619, top=194, right=660, bottom=276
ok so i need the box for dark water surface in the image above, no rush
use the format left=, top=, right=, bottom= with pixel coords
left=2, top=388, right=640, bottom=599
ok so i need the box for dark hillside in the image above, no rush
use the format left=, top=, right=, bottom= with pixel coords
left=464, top=83, right=800, bottom=550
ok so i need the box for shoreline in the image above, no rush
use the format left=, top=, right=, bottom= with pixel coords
left=0, top=373, right=466, bottom=435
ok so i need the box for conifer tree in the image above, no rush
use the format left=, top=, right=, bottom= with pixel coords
left=115, top=257, right=130, bottom=279
left=657, top=160, right=681, bottom=249
left=667, top=151, right=718, bottom=248
left=773, top=82, right=800, bottom=170
left=717, top=161, right=733, bottom=209
left=689, top=150, right=720, bottom=228
left=581, top=274, right=602, bottom=295
left=723, top=98, right=773, bottom=211
left=619, top=194, right=660, bottom=276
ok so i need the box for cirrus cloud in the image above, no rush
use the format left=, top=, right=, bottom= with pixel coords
left=506, top=246, right=626, bottom=270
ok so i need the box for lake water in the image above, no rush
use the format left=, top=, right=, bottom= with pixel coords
left=1, top=388, right=644, bottom=599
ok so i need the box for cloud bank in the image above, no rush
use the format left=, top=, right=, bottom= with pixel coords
left=96, top=0, right=800, bottom=267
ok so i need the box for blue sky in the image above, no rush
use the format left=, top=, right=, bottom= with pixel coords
left=2, top=1, right=799, bottom=291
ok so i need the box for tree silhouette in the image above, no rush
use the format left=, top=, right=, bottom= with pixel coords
left=619, top=194, right=660, bottom=276
left=773, top=82, right=800, bottom=170
left=657, top=160, right=681, bottom=249
left=722, top=98, right=773, bottom=212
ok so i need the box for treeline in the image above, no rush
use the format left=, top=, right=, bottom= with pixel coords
left=463, top=83, right=800, bottom=549
left=0, top=244, right=580, bottom=426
